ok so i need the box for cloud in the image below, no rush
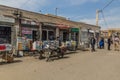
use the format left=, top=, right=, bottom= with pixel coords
left=0, top=0, right=48, bottom=11
left=66, top=0, right=99, bottom=5
left=80, top=18, right=96, bottom=24
left=102, top=6, right=120, bottom=29
left=80, top=6, right=120, bottom=29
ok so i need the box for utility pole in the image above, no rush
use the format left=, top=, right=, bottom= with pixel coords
left=55, top=8, right=58, bottom=16
left=96, top=10, right=99, bottom=26
left=96, top=9, right=102, bottom=48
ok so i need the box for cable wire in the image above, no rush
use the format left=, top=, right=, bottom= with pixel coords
left=100, top=10, right=109, bottom=28
left=102, top=0, right=115, bottom=10
left=99, top=0, right=115, bottom=28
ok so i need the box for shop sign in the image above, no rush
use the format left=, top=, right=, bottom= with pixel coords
left=5, top=44, right=12, bottom=51
left=0, top=44, right=12, bottom=51
left=57, top=24, right=70, bottom=29
left=21, top=19, right=39, bottom=25
left=22, top=27, right=32, bottom=34
left=0, top=15, right=15, bottom=23
left=43, top=22, right=57, bottom=27
left=89, top=30, right=94, bottom=33
left=0, top=44, right=6, bottom=51
left=71, top=28, right=79, bottom=32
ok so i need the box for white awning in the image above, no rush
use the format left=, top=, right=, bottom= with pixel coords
left=89, top=30, right=94, bottom=33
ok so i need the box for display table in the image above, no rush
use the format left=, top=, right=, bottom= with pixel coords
left=65, top=41, right=76, bottom=51
left=0, top=44, right=13, bottom=63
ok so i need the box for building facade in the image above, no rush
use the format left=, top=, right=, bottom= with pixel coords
left=0, top=5, right=100, bottom=52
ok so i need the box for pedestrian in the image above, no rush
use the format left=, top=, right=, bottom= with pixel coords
left=114, top=36, right=120, bottom=51
left=107, top=36, right=112, bottom=50
left=99, top=37, right=104, bottom=49
left=90, top=36, right=96, bottom=52
left=56, top=36, right=65, bottom=58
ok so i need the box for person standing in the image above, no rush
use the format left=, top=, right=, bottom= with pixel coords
left=99, top=37, right=104, bottom=49
left=90, top=36, right=96, bottom=52
left=114, top=36, right=120, bottom=51
left=107, top=37, right=112, bottom=50
left=56, top=36, right=65, bottom=58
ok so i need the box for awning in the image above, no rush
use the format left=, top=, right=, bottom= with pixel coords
left=89, top=30, right=94, bottom=33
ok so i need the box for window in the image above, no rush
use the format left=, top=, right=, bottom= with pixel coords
left=42, top=30, right=55, bottom=41
left=0, top=26, right=11, bottom=44
left=42, top=30, right=47, bottom=40
left=63, top=31, right=69, bottom=42
left=48, top=31, right=55, bottom=40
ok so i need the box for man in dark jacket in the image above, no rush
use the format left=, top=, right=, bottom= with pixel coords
left=107, top=37, right=112, bottom=50
left=90, top=36, right=96, bottom=52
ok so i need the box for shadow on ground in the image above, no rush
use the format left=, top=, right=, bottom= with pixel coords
left=0, top=60, right=22, bottom=65
left=47, top=56, right=70, bottom=62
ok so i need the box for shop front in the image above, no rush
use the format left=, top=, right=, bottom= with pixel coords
left=41, top=22, right=59, bottom=48
left=71, top=28, right=79, bottom=48
left=0, top=15, right=15, bottom=51
left=17, top=19, right=40, bottom=51
left=57, top=24, right=70, bottom=42
left=80, top=29, right=89, bottom=48
left=57, top=24, right=78, bottom=51
left=80, top=29, right=96, bottom=48
left=42, top=22, right=57, bottom=41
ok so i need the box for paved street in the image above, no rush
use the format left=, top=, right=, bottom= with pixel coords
left=0, top=48, right=120, bottom=80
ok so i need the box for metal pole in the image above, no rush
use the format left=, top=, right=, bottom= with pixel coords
left=96, top=10, right=99, bottom=26
left=55, top=8, right=58, bottom=16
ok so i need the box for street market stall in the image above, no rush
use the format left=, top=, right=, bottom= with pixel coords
left=0, top=44, right=14, bottom=62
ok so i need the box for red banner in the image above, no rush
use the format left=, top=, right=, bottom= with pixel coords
left=0, top=45, right=6, bottom=51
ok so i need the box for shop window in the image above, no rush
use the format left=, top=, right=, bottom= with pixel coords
left=48, top=31, right=55, bottom=40
left=32, top=30, right=37, bottom=41
left=63, top=31, right=69, bottom=42
left=71, top=32, right=78, bottom=41
left=71, top=32, right=75, bottom=41
left=0, top=26, right=11, bottom=44
left=42, top=30, right=47, bottom=40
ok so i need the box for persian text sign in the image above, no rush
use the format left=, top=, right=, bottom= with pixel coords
left=22, top=27, right=32, bottom=34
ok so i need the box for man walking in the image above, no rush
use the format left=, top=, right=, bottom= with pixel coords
left=107, top=36, right=112, bottom=50
left=90, top=36, right=96, bottom=52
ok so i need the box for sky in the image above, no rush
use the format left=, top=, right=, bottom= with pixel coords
left=0, top=0, right=120, bottom=30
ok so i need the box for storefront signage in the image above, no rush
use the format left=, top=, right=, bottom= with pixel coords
left=0, top=15, right=15, bottom=23
left=89, top=30, right=94, bottom=33
left=6, top=44, right=12, bottom=51
left=71, top=28, right=79, bottom=32
left=21, top=19, right=39, bottom=25
left=57, top=24, right=70, bottom=29
left=22, top=27, right=32, bottom=34
left=0, top=44, right=6, bottom=51
left=43, top=22, right=57, bottom=27
left=0, top=44, right=12, bottom=51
